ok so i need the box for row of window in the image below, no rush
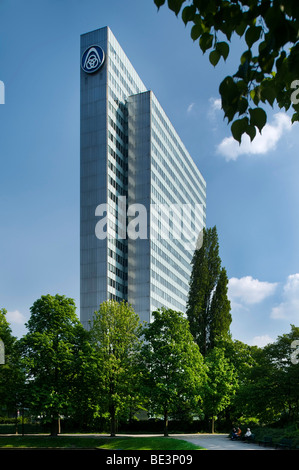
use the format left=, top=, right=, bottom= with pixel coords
left=108, top=116, right=128, bottom=145
left=109, top=175, right=125, bottom=196
left=108, top=237, right=128, bottom=254
left=152, top=101, right=206, bottom=194
left=109, top=43, right=144, bottom=96
left=151, top=144, right=203, bottom=213
left=151, top=238, right=192, bottom=276
left=108, top=100, right=127, bottom=129
left=108, top=159, right=127, bottom=186
left=151, top=128, right=206, bottom=206
left=108, top=145, right=126, bottom=170
left=151, top=270, right=187, bottom=302
left=109, top=130, right=127, bottom=159
left=151, top=252, right=190, bottom=289
left=108, top=292, right=124, bottom=302
left=108, top=262, right=128, bottom=281
left=108, top=248, right=127, bottom=267
left=108, top=276, right=127, bottom=294
left=151, top=283, right=185, bottom=312
left=108, top=70, right=128, bottom=103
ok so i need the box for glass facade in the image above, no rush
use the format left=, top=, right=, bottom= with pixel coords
left=80, top=27, right=206, bottom=328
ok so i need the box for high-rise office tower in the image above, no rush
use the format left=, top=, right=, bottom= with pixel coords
left=80, top=27, right=206, bottom=328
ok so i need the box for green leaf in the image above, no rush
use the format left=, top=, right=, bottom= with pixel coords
left=231, top=117, right=249, bottom=144
left=291, top=112, right=299, bottom=124
left=250, top=86, right=262, bottom=106
left=219, top=76, right=239, bottom=101
left=249, top=107, right=267, bottom=133
left=245, top=124, right=257, bottom=142
left=259, top=55, right=275, bottom=73
left=191, top=23, right=203, bottom=41
left=167, top=0, right=185, bottom=16
left=154, top=0, right=166, bottom=8
left=261, top=85, right=276, bottom=107
left=209, top=49, right=221, bottom=67
left=245, top=26, right=262, bottom=48
left=219, top=76, right=241, bottom=122
left=216, top=42, right=230, bottom=61
left=237, top=97, right=248, bottom=115
left=235, top=21, right=247, bottom=37
left=182, top=5, right=196, bottom=25
left=199, top=33, right=213, bottom=53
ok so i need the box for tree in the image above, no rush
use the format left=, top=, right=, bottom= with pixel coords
left=0, top=309, right=25, bottom=427
left=262, top=325, right=299, bottom=422
left=18, top=294, right=86, bottom=436
left=232, top=326, right=299, bottom=424
left=89, top=300, right=143, bottom=437
left=139, top=308, right=207, bottom=436
left=154, top=0, right=299, bottom=142
left=204, top=347, right=238, bottom=433
left=186, top=226, right=232, bottom=355
left=209, top=267, right=232, bottom=350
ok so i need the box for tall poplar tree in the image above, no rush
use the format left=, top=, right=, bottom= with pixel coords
left=186, top=226, right=231, bottom=355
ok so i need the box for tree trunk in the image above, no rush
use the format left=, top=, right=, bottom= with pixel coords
left=50, top=416, right=60, bottom=436
left=164, top=410, right=169, bottom=437
left=211, top=416, right=215, bottom=434
left=15, top=412, right=18, bottom=435
left=110, top=405, right=116, bottom=437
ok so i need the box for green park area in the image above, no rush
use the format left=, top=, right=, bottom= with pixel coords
left=0, top=435, right=203, bottom=450
left=1, top=229, right=299, bottom=449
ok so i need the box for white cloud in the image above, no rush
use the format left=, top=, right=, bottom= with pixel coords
left=250, top=334, right=274, bottom=348
left=217, top=112, right=292, bottom=161
left=208, top=97, right=221, bottom=120
left=228, top=276, right=278, bottom=305
left=6, top=310, right=26, bottom=324
left=187, top=102, right=195, bottom=113
left=271, top=273, right=299, bottom=321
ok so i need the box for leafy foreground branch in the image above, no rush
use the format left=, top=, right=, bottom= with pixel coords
left=154, top=0, right=299, bottom=142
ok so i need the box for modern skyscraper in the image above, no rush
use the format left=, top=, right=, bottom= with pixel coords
left=80, top=26, right=206, bottom=329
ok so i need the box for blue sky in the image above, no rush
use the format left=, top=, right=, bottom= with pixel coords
left=1, top=0, right=299, bottom=347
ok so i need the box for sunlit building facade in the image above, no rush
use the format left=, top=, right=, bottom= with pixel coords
left=80, top=26, right=206, bottom=328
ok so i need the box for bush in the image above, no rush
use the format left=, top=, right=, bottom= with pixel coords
left=250, top=424, right=299, bottom=447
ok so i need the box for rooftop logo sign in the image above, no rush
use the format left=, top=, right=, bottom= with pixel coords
left=81, top=45, right=105, bottom=74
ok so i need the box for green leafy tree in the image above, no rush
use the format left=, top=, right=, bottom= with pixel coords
left=18, top=294, right=87, bottom=436
left=233, top=326, right=299, bottom=424
left=209, top=267, right=232, bottom=349
left=204, top=347, right=238, bottom=433
left=140, top=308, right=207, bottom=436
left=64, top=324, right=97, bottom=431
left=89, top=300, right=143, bottom=437
left=186, top=226, right=232, bottom=355
left=0, top=309, right=25, bottom=425
left=154, top=0, right=299, bottom=142
left=262, top=325, right=299, bottom=422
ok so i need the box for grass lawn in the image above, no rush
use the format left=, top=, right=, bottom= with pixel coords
left=0, top=435, right=204, bottom=450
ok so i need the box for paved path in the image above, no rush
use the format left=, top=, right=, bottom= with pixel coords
left=172, top=433, right=270, bottom=450
left=61, top=433, right=272, bottom=450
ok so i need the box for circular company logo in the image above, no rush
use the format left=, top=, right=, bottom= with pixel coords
left=81, top=45, right=105, bottom=74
